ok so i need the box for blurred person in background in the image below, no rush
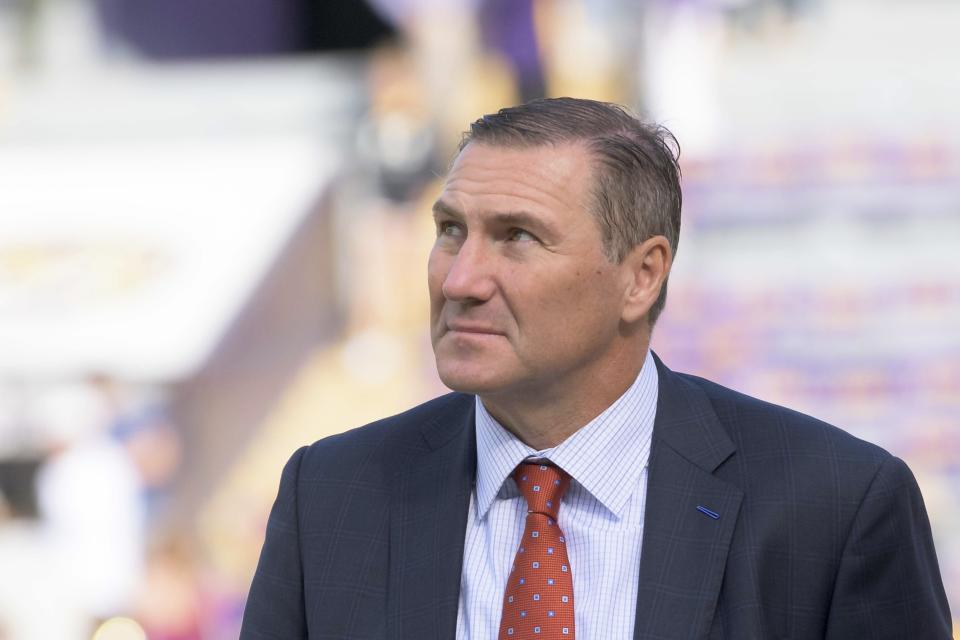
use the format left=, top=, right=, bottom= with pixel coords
left=241, top=97, right=951, bottom=639
left=94, top=376, right=183, bottom=522
left=34, top=381, right=146, bottom=634
left=359, top=0, right=532, bottom=203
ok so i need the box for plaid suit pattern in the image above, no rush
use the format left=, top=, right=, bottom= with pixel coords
left=241, top=355, right=951, bottom=639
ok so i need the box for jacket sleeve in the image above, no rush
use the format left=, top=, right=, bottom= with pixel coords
left=240, top=446, right=309, bottom=639
left=825, top=455, right=952, bottom=639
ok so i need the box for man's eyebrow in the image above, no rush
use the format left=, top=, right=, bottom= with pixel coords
left=434, top=200, right=547, bottom=225
left=432, top=200, right=463, bottom=220
left=489, top=210, right=546, bottom=229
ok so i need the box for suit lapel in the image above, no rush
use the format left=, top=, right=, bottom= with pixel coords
left=389, top=394, right=476, bottom=640
left=634, top=355, right=744, bottom=640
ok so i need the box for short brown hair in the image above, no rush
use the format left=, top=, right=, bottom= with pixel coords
left=459, top=97, right=681, bottom=326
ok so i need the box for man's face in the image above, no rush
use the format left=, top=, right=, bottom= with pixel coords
left=428, top=142, right=634, bottom=400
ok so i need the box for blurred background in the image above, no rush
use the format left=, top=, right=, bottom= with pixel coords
left=0, top=0, right=957, bottom=637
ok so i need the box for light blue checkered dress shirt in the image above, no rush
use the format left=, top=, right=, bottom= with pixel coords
left=455, top=350, right=658, bottom=639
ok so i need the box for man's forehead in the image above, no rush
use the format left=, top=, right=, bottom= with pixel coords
left=439, top=141, right=596, bottom=206
left=449, top=140, right=594, bottom=173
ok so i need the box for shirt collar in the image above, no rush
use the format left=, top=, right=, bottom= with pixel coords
left=474, top=350, right=658, bottom=520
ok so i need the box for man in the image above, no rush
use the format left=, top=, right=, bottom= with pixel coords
left=241, top=98, right=952, bottom=639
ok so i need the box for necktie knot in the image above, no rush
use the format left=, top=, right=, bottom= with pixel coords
left=513, top=461, right=570, bottom=520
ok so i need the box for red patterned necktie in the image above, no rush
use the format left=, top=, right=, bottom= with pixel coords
left=498, top=461, right=575, bottom=639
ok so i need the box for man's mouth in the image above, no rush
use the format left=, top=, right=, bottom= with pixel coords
left=445, top=322, right=504, bottom=336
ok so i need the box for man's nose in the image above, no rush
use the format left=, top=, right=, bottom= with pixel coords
left=441, top=237, right=496, bottom=303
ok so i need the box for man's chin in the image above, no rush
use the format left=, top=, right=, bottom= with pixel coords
left=437, top=372, right=493, bottom=395
left=435, top=362, right=507, bottom=396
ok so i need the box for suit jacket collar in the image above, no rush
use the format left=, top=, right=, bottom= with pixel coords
left=633, top=353, right=743, bottom=639
left=649, top=352, right=736, bottom=474
left=389, top=393, right=476, bottom=640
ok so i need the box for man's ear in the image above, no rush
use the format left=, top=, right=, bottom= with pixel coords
left=620, top=235, right=672, bottom=325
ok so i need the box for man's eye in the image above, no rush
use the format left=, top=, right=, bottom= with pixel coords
left=507, top=228, right=537, bottom=242
left=438, top=221, right=464, bottom=237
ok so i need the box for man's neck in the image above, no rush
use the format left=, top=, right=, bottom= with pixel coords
left=479, top=347, right=650, bottom=450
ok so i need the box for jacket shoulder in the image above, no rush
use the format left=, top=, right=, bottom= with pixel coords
left=296, top=391, right=474, bottom=481
left=678, top=372, right=892, bottom=473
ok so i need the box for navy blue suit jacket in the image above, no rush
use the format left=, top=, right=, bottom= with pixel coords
left=241, top=355, right=952, bottom=639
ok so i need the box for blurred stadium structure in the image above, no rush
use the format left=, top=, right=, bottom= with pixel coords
left=0, top=0, right=957, bottom=637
